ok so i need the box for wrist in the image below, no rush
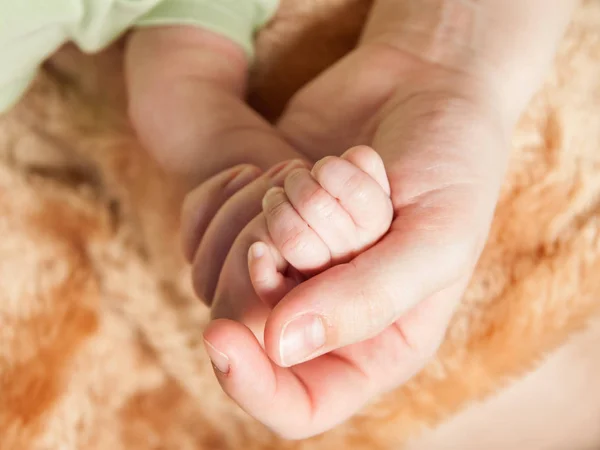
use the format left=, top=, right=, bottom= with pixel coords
left=361, top=0, right=575, bottom=128
left=353, top=41, right=520, bottom=136
left=125, top=26, right=252, bottom=181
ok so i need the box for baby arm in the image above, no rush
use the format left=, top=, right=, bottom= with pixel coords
left=1, top=1, right=289, bottom=185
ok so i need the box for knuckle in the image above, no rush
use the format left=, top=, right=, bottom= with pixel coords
left=252, top=273, right=272, bottom=289
left=263, top=192, right=315, bottom=257
left=278, top=225, right=310, bottom=257
left=347, top=259, right=396, bottom=328
left=299, top=186, right=337, bottom=219
left=342, top=171, right=370, bottom=203
left=264, top=194, right=289, bottom=220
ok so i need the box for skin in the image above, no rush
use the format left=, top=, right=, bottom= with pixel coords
left=127, top=0, right=577, bottom=440
left=248, top=146, right=393, bottom=307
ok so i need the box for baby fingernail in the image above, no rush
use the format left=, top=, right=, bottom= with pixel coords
left=204, top=339, right=230, bottom=375
left=225, top=166, right=261, bottom=194
left=311, top=156, right=334, bottom=176
left=250, top=242, right=266, bottom=259
left=262, top=186, right=285, bottom=210
left=280, top=314, right=326, bottom=367
left=270, top=159, right=309, bottom=184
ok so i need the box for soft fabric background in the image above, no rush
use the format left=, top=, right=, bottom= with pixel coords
left=0, top=0, right=599, bottom=449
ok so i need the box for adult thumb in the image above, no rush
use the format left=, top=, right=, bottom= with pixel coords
left=263, top=213, right=477, bottom=368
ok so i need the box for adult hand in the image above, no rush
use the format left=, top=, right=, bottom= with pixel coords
left=185, top=0, right=575, bottom=439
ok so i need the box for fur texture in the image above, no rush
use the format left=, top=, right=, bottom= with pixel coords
left=0, top=0, right=599, bottom=448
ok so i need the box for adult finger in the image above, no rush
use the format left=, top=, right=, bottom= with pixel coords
left=203, top=318, right=377, bottom=440
left=204, top=280, right=463, bottom=440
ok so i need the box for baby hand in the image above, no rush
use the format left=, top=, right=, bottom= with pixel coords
left=247, top=146, right=393, bottom=319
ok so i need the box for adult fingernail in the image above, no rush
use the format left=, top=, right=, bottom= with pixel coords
left=280, top=314, right=326, bottom=367
left=225, top=166, right=261, bottom=194
left=204, top=339, right=230, bottom=375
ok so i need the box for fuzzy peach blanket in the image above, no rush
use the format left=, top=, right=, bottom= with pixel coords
left=1, top=1, right=599, bottom=449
